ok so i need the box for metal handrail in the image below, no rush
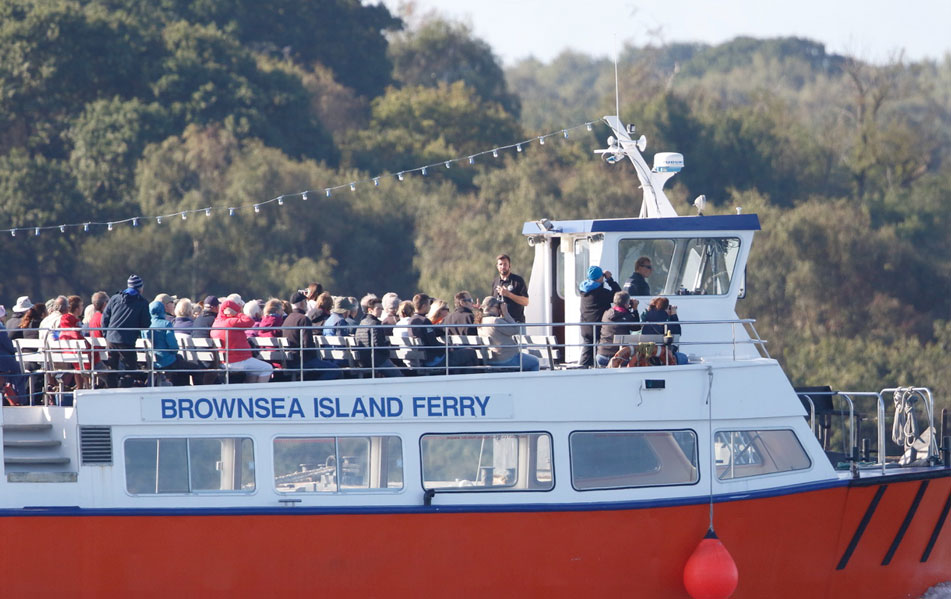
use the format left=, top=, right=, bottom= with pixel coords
left=8, top=317, right=770, bottom=403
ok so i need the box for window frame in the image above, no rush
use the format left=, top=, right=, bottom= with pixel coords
left=713, top=428, right=813, bottom=482
left=616, top=236, right=742, bottom=296
left=123, top=435, right=256, bottom=496
left=272, top=434, right=405, bottom=495
left=569, top=429, right=700, bottom=492
left=418, top=431, right=555, bottom=494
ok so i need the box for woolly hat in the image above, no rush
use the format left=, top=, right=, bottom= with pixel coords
left=127, top=274, right=144, bottom=289
left=586, top=266, right=604, bottom=281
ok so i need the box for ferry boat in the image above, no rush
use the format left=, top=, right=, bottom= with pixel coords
left=2, top=115, right=949, bottom=598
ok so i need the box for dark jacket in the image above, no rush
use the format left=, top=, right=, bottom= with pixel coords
left=101, top=289, right=150, bottom=345
left=172, top=316, right=194, bottom=331
left=283, top=309, right=318, bottom=365
left=9, top=317, right=40, bottom=341
left=642, top=308, right=681, bottom=336
left=623, top=272, right=651, bottom=296
left=192, top=311, right=217, bottom=338
left=0, top=330, right=15, bottom=358
left=580, top=277, right=621, bottom=323
left=443, top=307, right=476, bottom=336
left=5, top=317, right=21, bottom=335
left=354, top=314, right=391, bottom=367
left=408, top=313, right=442, bottom=361
left=597, top=306, right=641, bottom=357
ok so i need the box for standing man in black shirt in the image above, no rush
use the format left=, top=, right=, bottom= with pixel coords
left=491, top=254, right=529, bottom=323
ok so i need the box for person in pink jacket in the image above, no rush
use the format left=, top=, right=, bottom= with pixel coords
left=211, top=300, right=273, bottom=383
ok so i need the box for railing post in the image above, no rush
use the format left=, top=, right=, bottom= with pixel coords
left=444, top=324, right=449, bottom=376
left=370, top=324, right=376, bottom=379
left=149, top=328, right=155, bottom=387
left=223, top=327, right=230, bottom=385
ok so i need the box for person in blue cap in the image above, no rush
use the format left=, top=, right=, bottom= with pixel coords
left=578, top=265, right=620, bottom=367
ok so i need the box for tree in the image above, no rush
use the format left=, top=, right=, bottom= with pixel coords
left=0, top=150, right=85, bottom=300
left=153, top=21, right=336, bottom=163
left=130, top=0, right=402, bottom=99
left=66, top=97, right=168, bottom=219
left=390, top=16, right=520, bottom=117
left=0, top=0, right=160, bottom=155
left=343, top=81, right=522, bottom=176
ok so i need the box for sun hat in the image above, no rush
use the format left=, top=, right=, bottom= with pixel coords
left=12, top=296, right=33, bottom=314
left=332, top=296, right=355, bottom=314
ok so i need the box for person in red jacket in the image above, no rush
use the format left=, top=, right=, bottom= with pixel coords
left=58, top=295, right=101, bottom=388
left=211, top=299, right=273, bottom=383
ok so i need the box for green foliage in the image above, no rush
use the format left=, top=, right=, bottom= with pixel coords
left=0, top=151, right=84, bottom=299
left=343, top=81, right=522, bottom=177
left=66, top=97, right=167, bottom=218
left=507, top=52, right=614, bottom=132
left=679, top=37, right=846, bottom=80
left=390, top=17, right=520, bottom=117
left=0, top=0, right=160, bottom=154
left=76, top=124, right=420, bottom=300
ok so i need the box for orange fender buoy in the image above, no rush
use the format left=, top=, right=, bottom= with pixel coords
left=683, top=528, right=739, bottom=599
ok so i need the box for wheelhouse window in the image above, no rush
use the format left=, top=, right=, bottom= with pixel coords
left=570, top=430, right=699, bottom=490
left=420, top=432, right=553, bottom=491
left=715, top=429, right=811, bottom=480
left=125, top=437, right=255, bottom=494
left=618, top=237, right=741, bottom=296
left=273, top=436, right=403, bottom=493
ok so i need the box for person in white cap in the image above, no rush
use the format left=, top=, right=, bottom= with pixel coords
left=4, top=296, right=33, bottom=334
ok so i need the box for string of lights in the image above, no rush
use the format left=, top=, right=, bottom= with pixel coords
left=2, top=120, right=599, bottom=238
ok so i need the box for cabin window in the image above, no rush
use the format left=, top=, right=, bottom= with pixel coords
left=124, top=437, right=255, bottom=495
left=617, top=237, right=741, bottom=296
left=420, top=432, right=554, bottom=491
left=714, top=429, right=811, bottom=480
left=570, top=430, right=699, bottom=490
left=571, top=239, right=590, bottom=297
left=273, top=436, right=403, bottom=493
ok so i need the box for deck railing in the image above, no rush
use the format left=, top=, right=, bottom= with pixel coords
left=5, top=317, right=769, bottom=405
left=796, top=387, right=941, bottom=476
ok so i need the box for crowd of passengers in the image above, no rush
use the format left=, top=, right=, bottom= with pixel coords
left=0, top=254, right=684, bottom=403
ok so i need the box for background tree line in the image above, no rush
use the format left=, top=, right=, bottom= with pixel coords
left=1, top=0, right=949, bottom=410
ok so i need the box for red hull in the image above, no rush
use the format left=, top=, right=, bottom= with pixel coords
left=2, top=475, right=949, bottom=598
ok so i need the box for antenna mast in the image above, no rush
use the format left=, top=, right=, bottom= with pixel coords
left=614, top=36, right=620, bottom=118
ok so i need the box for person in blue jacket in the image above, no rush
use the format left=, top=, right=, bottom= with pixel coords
left=144, top=300, right=201, bottom=386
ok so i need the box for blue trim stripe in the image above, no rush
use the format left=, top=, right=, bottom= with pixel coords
left=1, top=477, right=852, bottom=519
left=591, top=214, right=761, bottom=233
left=522, top=214, right=761, bottom=235
left=3, top=469, right=946, bottom=519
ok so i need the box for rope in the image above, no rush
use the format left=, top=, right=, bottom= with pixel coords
left=706, top=365, right=715, bottom=530
left=891, top=388, right=919, bottom=450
